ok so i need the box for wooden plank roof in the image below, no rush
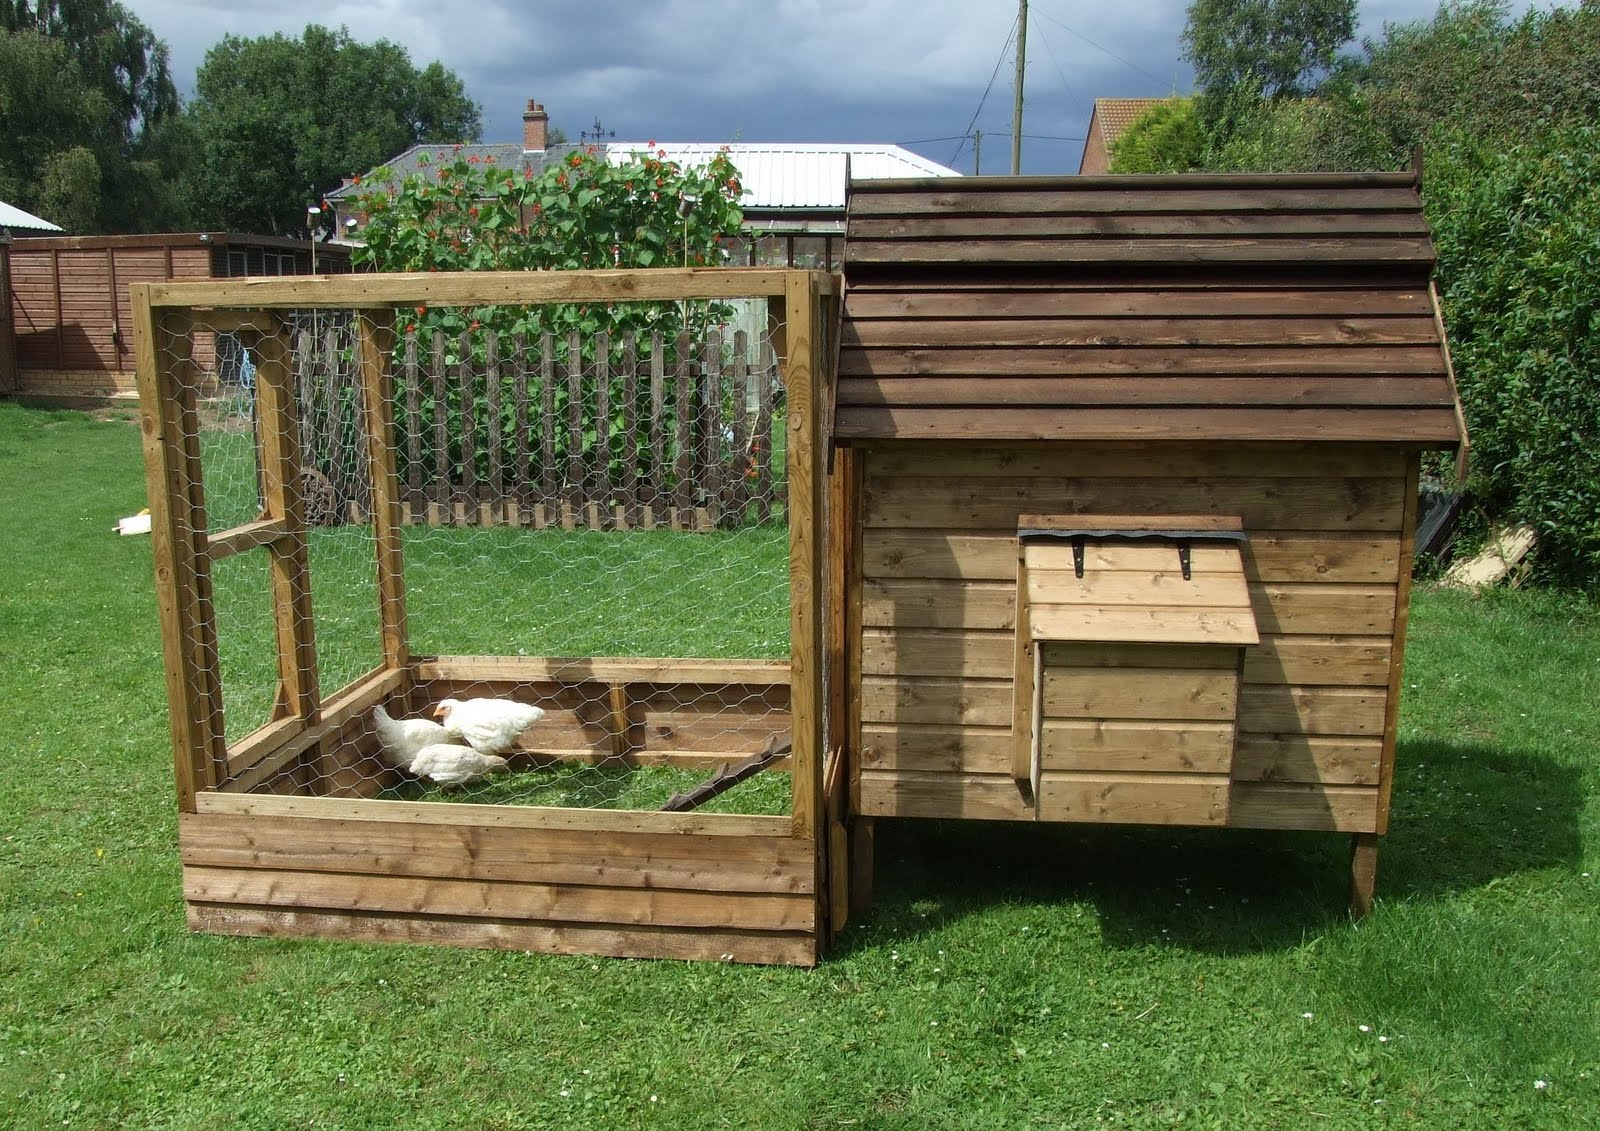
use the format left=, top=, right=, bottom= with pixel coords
left=836, top=173, right=1464, bottom=447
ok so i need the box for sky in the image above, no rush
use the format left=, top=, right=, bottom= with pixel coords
left=132, top=0, right=1568, bottom=176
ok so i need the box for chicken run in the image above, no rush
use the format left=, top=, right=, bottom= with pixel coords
left=139, top=269, right=840, bottom=965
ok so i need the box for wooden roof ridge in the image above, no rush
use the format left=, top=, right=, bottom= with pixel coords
left=848, top=170, right=1419, bottom=194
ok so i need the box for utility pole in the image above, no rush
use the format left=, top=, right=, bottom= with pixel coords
left=974, top=129, right=982, bottom=176
left=1012, top=0, right=1027, bottom=174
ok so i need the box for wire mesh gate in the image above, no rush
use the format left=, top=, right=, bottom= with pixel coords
left=136, top=269, right=838, bottom=965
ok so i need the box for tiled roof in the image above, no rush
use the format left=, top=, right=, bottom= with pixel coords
left=1092, top=98, right=1170, bottom=148
left=324, top=143, right=582, bottom=201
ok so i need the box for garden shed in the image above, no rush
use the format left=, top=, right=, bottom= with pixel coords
left=832, top=171, right=1466, bottom=914
left=10, top=233, right=349, bottom=404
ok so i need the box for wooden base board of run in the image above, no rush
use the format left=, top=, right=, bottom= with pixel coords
left=189, top=905, right=818, bottom=966
left=180, top=796, right=821, bottom=965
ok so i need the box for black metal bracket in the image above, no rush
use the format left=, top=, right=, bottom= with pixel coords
left=1072, top=536, right=1085, bottom=578
left=1178, top=540, right=1192, bottom=580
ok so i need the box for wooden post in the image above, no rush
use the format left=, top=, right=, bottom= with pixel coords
left=728, top=330, right=750, bottom=524
left=402, top=333, right=421, bottom=524
left=620, top=332, right=639, bottom=527
left=1377, top=451, right=1422, bottom=836
left=595, top=330, right=611, bottom=525
left=1349, top=833, right=1379, bottom=919
left=1010, top=533, right=1037, bottom=804
left=850, top=816, right=876, bottom=919
left=825, top=445, right=857, bottom=937
left=566, top=329, right=583, bottom=527
left=702, top=328, right=723, bottom=528
left=754, top=341, right=775, bottom=521
left=648, top=331, right=666, bottom=527
left=786, top=271, right=825, bottom=847
left=355, top=312, right=409, bottom=674
left=255, top=318, right=321, bottom=730
left=673, top=330, right=694, bottom=524
left=429, top=333, right=448, bottom=526
left=539, top=333, right=557, bottom=522
left=512, top=333, right=532, bottom=526
left=485, top=331, right=504, bottom=526
left=456, top=331, right=478, bottom=526
left=135, top=292, right=220, bottom=809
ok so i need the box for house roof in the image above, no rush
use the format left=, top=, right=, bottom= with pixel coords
left=835, top=171, right=1464, bottom=448
left=323, top=142, right=580, bottom=202
left=0, top=199, right=63, bottom=233
left=1090, top=98, right=1170, bottom=150
left=327, top=141, right=958, bottom=216
left=609, top=143, right=957, bottom=210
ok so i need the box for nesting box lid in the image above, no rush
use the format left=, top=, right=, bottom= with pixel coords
left=836, top=172, right=1465, bottom=448
left=1019, top=514, right=1259, bottom=646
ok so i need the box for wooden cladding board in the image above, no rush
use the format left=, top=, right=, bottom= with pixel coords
left=181, top=809, right=817, bottom=965
left=853, top=443, right=1404, bottom=834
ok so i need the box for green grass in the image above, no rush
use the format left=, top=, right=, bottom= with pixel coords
left=1, top=400, right=1597, bottom=1128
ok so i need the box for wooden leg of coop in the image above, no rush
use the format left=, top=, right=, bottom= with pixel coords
left=1349, top=833, right=1379, bottom=919
left=849, top=817, right=876, bottom=920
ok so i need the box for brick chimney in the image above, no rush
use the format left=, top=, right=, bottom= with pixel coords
left=522, top=99, right=549, bottom=153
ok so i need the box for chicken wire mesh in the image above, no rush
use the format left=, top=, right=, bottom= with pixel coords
left=170, top=298, right=795, bottom=815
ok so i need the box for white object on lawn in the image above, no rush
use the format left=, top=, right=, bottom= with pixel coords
left=433, top=697, right=545, bottom=755
left=116, top=509, right=152, bottom=536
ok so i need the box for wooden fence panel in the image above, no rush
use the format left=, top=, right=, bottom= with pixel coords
left=285, top=324, right=783, bottom=531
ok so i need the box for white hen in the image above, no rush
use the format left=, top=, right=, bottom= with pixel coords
left=407, top=743, right=510, bottom=787
left=433, top=697, right=545, bottom=755
left=372, top=704, right=451, bottom=768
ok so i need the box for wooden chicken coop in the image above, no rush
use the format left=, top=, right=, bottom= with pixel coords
left=139, top=173, right=1462, bottom=966
left=832, top=172, right=1466, bottom=914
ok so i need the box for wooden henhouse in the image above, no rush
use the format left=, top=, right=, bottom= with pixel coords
left=831, top=172, right=1465, bottom=913
left=136, top=172, right=1461, bottom=968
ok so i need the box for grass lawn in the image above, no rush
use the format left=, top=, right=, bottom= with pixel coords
left=0, top=400, right=1596, bottom=1129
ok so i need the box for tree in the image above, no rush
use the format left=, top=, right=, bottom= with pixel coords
left=1108, top=98, right=1204, bottom=173
left=1181, top=0, right=1356, bottom=101
left=349, top=145, right=747, bottom=493
left=0, top=0, right=181, bottom=231
left=182, top=25, right=481, bottom=235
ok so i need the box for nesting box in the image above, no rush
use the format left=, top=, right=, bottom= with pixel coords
left=832, top=172, right=1466, bottom=913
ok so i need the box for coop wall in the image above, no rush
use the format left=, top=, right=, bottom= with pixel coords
left=853, top=441, right=1417, bottom=834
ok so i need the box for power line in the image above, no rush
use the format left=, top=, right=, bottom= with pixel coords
left=1031, top=5, right=1168, bottom=88
left=952, top=13, right=1019, bottom=167
left=1028, top=10, right=1079, bottom=107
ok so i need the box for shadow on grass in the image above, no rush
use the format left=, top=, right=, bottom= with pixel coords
left=844, top=737, right=1582, bottom=957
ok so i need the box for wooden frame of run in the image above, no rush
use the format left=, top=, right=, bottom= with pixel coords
left=134, top=268, right=839, bottom=966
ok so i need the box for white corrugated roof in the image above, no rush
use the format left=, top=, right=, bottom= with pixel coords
left=0, top=199, right=62, bottom=232
left=608, top=143, right=959, bottom=209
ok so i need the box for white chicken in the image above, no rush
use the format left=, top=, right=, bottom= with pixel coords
left=372, top=704, right=451, bottom=768
left=433, top=697, right=545, bottom=756
left=406, top=743, right=510, bottom=788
